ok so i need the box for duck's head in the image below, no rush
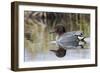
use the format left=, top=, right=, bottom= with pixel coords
left=50, top=25, right=66, bottom=36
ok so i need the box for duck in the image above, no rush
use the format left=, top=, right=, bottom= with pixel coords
left=50, top=25, right=86, bottom=58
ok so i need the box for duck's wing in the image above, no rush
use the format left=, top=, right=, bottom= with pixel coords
left=64, top=31, right=76, bottom=35
left=74, top=31, right=83, bottom=36
left=59, top=33, right=78, bottom=42
left=64, top=31, right=83, bottom=36
left=56, top=34, right=79, bottom=49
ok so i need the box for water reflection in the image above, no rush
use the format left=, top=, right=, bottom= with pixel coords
left=24, top=37, right=90, bottom=62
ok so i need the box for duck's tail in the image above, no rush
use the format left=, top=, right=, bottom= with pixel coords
left=80, top=37, right=86, bottom=44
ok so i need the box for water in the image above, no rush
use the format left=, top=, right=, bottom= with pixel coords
left=25, top=48, right=90, bottom=62
left=24, top=37, right=90, bottom=62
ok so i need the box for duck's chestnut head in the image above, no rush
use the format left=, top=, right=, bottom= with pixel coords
left=54, top=25, right=66, bottom=35
left=50, top=25, right=66, bottom=35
